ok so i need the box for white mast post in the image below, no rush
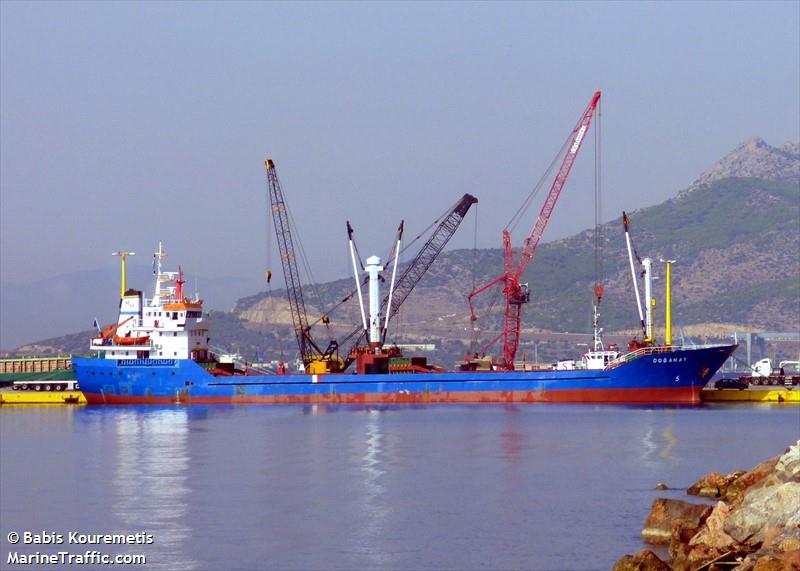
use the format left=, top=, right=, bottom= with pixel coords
left=643, top=257, right=654, bottom=343
left=624, top=228, right=645, bottom=329
left=347, top=222, right=368, bottom=337
left=382, top=220, right=403, bottom=340
left=153, top=241, right=165, bottom=307
left=365, top=255, right=384, bottom=347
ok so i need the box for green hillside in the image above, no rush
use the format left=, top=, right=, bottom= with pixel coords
left=238, top=177, right=799, bottom=332
left=513, top=177, right=800, bottom=332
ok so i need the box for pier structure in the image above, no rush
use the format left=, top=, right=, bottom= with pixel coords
left=0, top=356, right=72, bottom=374
left=732, top=332, right=800, bottom=369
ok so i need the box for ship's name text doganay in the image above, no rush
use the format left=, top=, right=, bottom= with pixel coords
left=652, top=357, right=688, bottom=364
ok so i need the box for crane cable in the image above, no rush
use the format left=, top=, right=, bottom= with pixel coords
left=308, top=194, right=466, bottom=332
left=399, top=194, right=466, bottom=256
left=505, top=112, right=582, bottom=235
left=283, top=197, right=335, bottom=335
left=469, top=202, right=479, bottom=353
left=469, top=202, right=507, bottom=357
left=471, top=287, right=503, bottom=357
left=266, top=186, right=273, bottom=290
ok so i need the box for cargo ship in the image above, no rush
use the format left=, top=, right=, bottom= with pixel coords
left=73, top=93, right=736, bottom=405
left=73, top=243, right=737, bottom=405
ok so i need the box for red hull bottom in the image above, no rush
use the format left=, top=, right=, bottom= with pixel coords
left=83, top=387, right=703, bottom=405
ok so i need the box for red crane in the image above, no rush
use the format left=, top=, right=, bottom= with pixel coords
left=468, top=91, right=601, bottom=369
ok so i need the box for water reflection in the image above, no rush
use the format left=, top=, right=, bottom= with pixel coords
left=641, top=425, right=658, bottom=462
left=112, top=409, right=196, bottom=570
left=355, top=410, right=390, bottom=567
left=499, top=405, right=525, bottom=464
left=500, top=431, right=525, bottom=462
left=639, top=410, right=679, bottom=467
left=660, top=426, right=678, bottom=459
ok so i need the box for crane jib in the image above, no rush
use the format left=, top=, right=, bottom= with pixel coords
left=569, top=125, right=587, bottom=155
left=466, top=90, right=601, bottom=369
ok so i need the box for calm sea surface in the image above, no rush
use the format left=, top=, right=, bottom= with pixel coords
left=1, top=404, right=798, bottom=570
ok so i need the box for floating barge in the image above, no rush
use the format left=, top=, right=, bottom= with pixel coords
left=701, top=387, right=799, bottom=404
left=0, top=389, right=86, bottom=405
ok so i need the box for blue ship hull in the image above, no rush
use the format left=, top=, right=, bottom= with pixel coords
left=73, top=344, right=736, bottom=405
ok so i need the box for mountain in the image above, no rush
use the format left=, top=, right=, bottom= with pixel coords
left=685, top=137, right=799, bottom=193
left=232, top=138, right=799, bottom=332
left=9, top=137, right=800, bottom=366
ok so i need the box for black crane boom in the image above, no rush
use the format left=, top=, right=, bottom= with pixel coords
left=341, top=193, right=478, bottom=355
left=265, top=160, right=323, bottom=365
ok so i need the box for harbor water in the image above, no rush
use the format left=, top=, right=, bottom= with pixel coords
left=1, top=404, right=798, bottom=570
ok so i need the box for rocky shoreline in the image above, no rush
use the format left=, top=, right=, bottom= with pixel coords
left=614, top=441, right=800, bottom=570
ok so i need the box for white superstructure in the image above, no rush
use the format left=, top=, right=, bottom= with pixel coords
left=91, top=243, right=208, bottom=361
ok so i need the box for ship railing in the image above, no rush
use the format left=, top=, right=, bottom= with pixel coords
left=605, top=343, right=730, bottom=370
left=605, top=346, right=671, bottom=369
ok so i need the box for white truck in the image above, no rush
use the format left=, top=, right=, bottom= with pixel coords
left=746, top=358, right=800, bottom=386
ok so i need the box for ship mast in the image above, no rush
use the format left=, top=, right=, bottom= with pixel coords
left=592, top=303, right=604, bottom=351
left=643, top=257, right=655, bottom=343
left=347, top=221, right=403, bottom=349
left=152, top=241, right=167, bottom=307
left=622, top=212, right=646, bottom=338
left=112, top=250, right=135, bottom=298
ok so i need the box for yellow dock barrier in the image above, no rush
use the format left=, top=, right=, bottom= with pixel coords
left=701, top=388, right=800, bottom=404
left=0, top=391, right=87, bottom=405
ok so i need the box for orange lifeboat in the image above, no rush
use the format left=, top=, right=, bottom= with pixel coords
left=112, top=335, right=150, bottom=346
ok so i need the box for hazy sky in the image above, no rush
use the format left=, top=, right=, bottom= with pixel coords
left=2, top=1, right=798, bottom=288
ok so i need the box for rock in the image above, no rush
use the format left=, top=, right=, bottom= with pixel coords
left=679, top=544, right=734, bottom=571
left=752, top=551, right=800, bottom=571
left=724, top=457, right=780, bottom=505
left=655, top=482, right=669, bottom=490
left=688, top=471, right=730, bottom=498
left=762, top=512, right=800, bottom=551
left=774, top=441, right=800, bottom=483
left=734, top=548, right=800, bottom=571
left=690, top=501, right=737, bottom=551
left=668, top=506, right=733, bottom=567
left=642, top=498, right=712, bottom=545
left=612, top=549, right=670, bottom=571
left=622, top=444, right=800, bottom=569
left=724, top=482, right=800, bottom=546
